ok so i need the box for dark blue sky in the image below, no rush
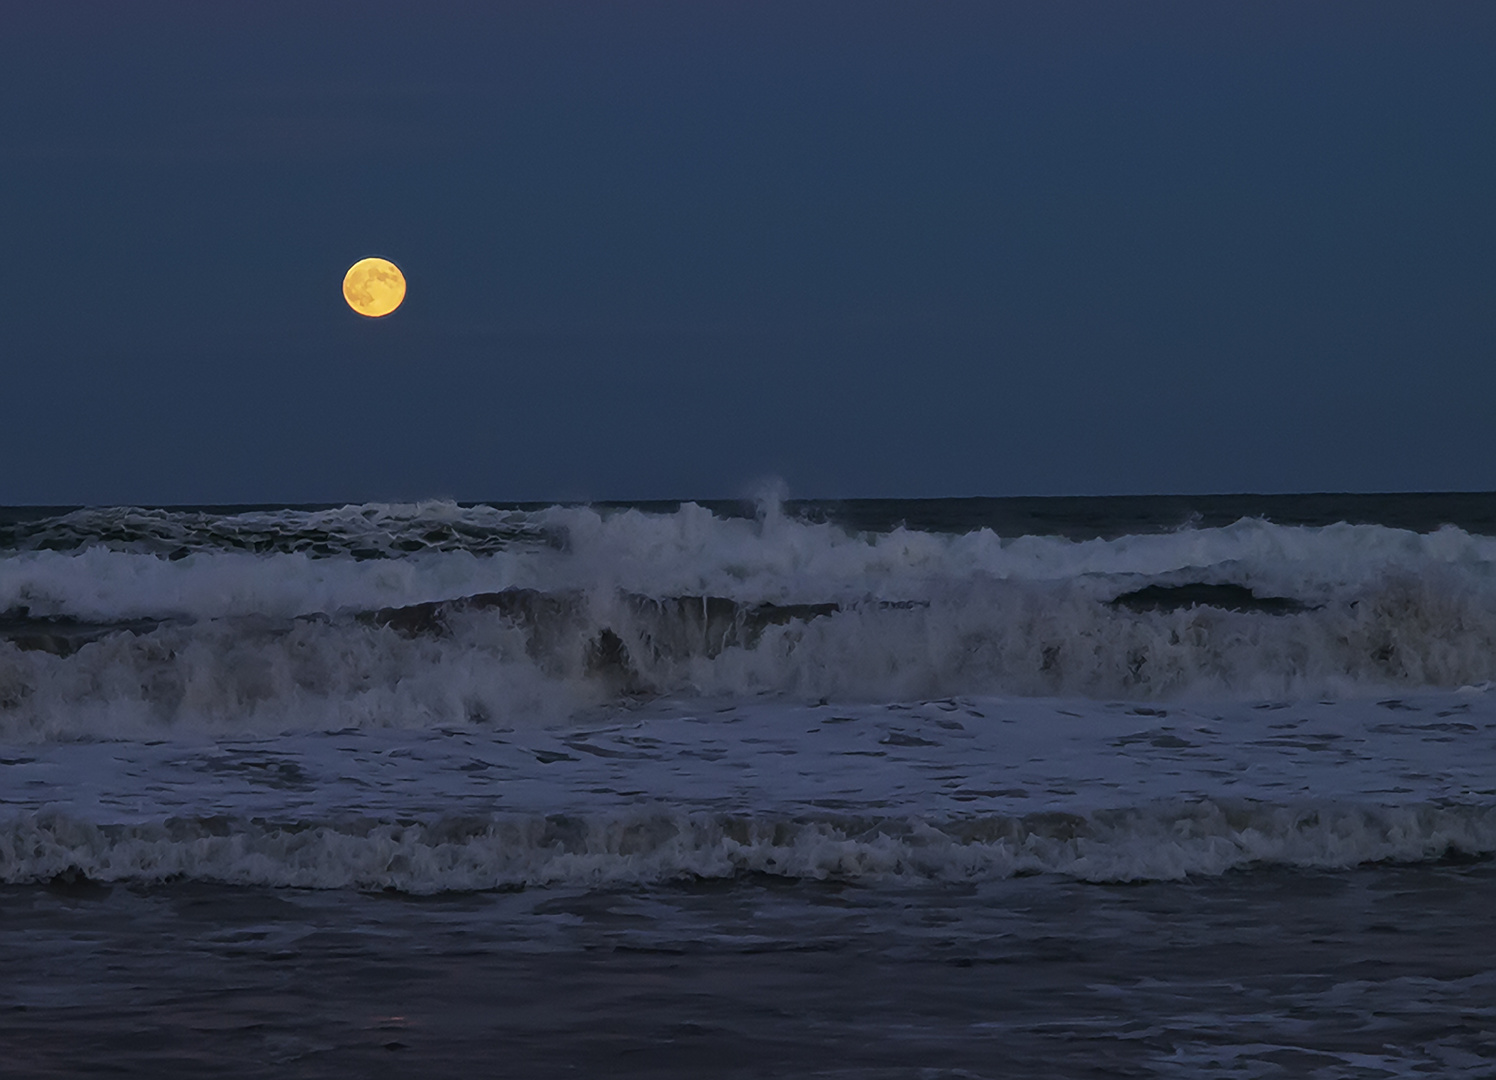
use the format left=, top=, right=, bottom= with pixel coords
left=3, top=2, right=1494, bottom=504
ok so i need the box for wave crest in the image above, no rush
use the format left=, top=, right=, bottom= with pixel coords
left=6, top=802, right=1492, bottom=893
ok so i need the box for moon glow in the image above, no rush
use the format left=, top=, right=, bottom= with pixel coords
left=342, top=257, right=406, bottom=318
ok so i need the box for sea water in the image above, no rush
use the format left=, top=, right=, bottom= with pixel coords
left=3, top=495, right=1495, bottom=1077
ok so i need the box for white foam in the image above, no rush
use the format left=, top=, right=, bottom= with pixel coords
left=2, top=575, right=1495, bottom=740
left=0, top=617, right=594, bottom=741
left=4, top=801, right=1492, bottom=893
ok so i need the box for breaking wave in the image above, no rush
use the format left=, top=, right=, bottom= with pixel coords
left=2, top=502, right=1495, bottom=737
left=6, top=801, right=1493, bottom=893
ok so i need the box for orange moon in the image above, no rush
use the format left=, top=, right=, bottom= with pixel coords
left=342, top=257, right=406, bottom=317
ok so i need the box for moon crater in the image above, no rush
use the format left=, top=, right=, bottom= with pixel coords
left=343, top=257, right=406, bottom=318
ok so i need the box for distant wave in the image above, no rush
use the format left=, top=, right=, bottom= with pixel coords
left=6, top=801, right=1493, bottom=893
left=6, top=494, right=1494, bottom=558
left=5, top=502, right=1496, bottom=621
left=0, top=501, right=563, bottom=559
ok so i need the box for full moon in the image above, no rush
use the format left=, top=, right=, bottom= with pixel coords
left=342, top=257, right=406, bottom=318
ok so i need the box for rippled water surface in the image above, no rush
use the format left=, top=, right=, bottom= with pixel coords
left=6, top=864, right=1495, bottom=1079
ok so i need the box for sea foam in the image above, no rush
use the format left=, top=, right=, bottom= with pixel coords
left=6, top=801, right=1494, bottom=893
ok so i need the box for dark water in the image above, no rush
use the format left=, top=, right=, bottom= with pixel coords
left=569, top=492, right=1496, bottom=540
left=5, top=865, right=1494, bottom=1078
left=793, top=491, right=1496, bottom=540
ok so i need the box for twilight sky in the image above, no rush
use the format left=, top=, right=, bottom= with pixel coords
left=2, top=2, right=1494, bottom=505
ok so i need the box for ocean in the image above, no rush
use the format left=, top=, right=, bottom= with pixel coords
left=3, top=494, right=1495, bottom=1078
